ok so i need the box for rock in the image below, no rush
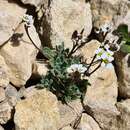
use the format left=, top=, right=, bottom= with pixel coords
left=78, top=40, right=119, bottom=130
left=84, top=66, right=118, bottom=107
left=84, top=104, right=119, bottom=130
left=114, top=52, right=130, bottom=98
left=0, top=55, right=10, bottom=88
left=58, top=99, right=83, bottom=129
left=116, top=9, right=130, bottom=32
left=20, top=0, right=48, bottom=8
left=61, top=126, right=73, bottom=130
left=21, top=86, right=38, bottom=98
left=77, top=113, right=101, bottom=130
left=116, top=99, right=130, bottom=130
left=0, top=126, right=4, bottom=130
left=0, top=0, right=26, bottom=46
left=5, top=85, right=20, bottom=106
left=0, top=88, right=6, bottom=102
left=0, top=100, right=13, bottom=124
left=90, top=0, right=128, bottom=29
left=32, top=60, right=48, bottom=78
left=0, top=23, right=41, bottom=87
left=41, top=0, right=92, bottom=49
left=14, top=89, right=60, bottom=130
left=76, top=40, right=100, bottom=62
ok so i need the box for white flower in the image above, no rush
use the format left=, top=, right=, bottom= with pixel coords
left=66, top=64, right=87, bottom=74
left=107, top=49, right=114, bottom=56
left=95, top=48, right=104, bottom=54
left=107, top=56, right=114, bottom=62
left=22, top=14, right=33, bottom=27
left=95, top=47, right=114, bottom=68
left=101, top=52, right=108, bottom=60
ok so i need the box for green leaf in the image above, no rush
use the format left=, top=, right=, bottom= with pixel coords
left=121, top=44, right=130, bottom=53
left=42, top=47, right=56, bottom=59
left=117, top=24, right=128, bottom=35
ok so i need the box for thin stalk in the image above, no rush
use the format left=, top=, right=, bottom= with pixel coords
left=24, top=25, right=46, bottom=57
left=89, top=61, right=102, bottom=75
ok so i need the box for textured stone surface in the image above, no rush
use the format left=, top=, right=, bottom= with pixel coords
left=0, top=55, right=10, bottom=88
left=116, top=99, right=130, bottom=130
left=0, top=23, right=41, bottom=87
left=90, top=0, right=128, bottom=29
left=20, top=0, right=48, bottom=8
left=77, top=113, right=101, bottom=130
left=5, top=85, right=20, bottom=106
left=32, top=61, right=48, bottom=78
left=115, top=52, right=130, bottom=98
left=61, top=126, right=73, bottom=130
left=58, top=99, right=83, bottom=129
left=0, top=87, right=6, bottom=102
left=41, top=0, right=92, bottom=49
left=78, top=40, right=119, bottom=130
left=14, top=89, right=60, bottom=130
left=0, top=100, right=13, bottom=124
left=0, top=126, right=4, bottom=130
left=83, top=65, right=119, bottom=130
left=0, top=0, right=26, bottom=46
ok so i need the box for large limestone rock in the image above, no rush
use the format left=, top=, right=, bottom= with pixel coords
left=5, top=85, right=20, bottom=106
left=90, top=0, right=128, bottom=29
left=32, top=60, right=48, bottom=78
left=0, top=0, right=26, bottom=46
left=77, top=40, right=119, bottom=130
left=20, top=0, right=48, bottom=8
left=116, top=8, right=130, bottom=32
left=0, top=55, right=10, bottom=88
left=0, top=100, right=13, bottom=124
left=58, top=99, right=83, bottom=129
left=14, top=89, right=60, bottom=130
left=114, top=52, right=130, bottom=98
left=77, top=113, right=101, bottom=130
left=0, top=126, right=4, bottom=130
left=0, top=87, right=6, bottom=102
left=0, top=23, right=41, bottom=87
left=41, top=0, right=92, bottom=49
left=83, top=66, right=119, bottom=130
left=116, top=99, right=130, bottom=130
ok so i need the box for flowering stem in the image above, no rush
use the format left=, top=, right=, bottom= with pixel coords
left=68, top=40, right=79, bottom=57
left=89, top=61, right=102, bottom=75
left=85, top=54, right=97, bottom=75
left=24, top=25, right=47, bottom=58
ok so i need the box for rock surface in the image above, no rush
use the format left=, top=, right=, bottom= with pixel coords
left=116, top=99, right=130, bottom=130
left=14, top=89, right=60, bottom=130
left=20, top=0, right=48, bottom=8
left=115, top=52, right=130, bottom=98
left=5, top=85, right=20, bottom=106
left=32, top=60, right=48, bottom=78
left=0, top=23, right=41, bottom=87
left=0, top=0, right=26, bottom=46
left=0, top=100, right=13, bottom=124
left=41, top=0, right=92, bottom=49
left=0, top=55, right=10, bottom=88
left=61, top=126, right=73, bottom=130
left=77, top=113, right=101, bottom=130
left=58, top=99, right=83, bottom=129
left=78, top=40, right=119, bottom=130
left=0, top=126, right=4, bottom=130
left=90, top=0, right=128, bottom=29
left=0, top=87, right=6, bottom=102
